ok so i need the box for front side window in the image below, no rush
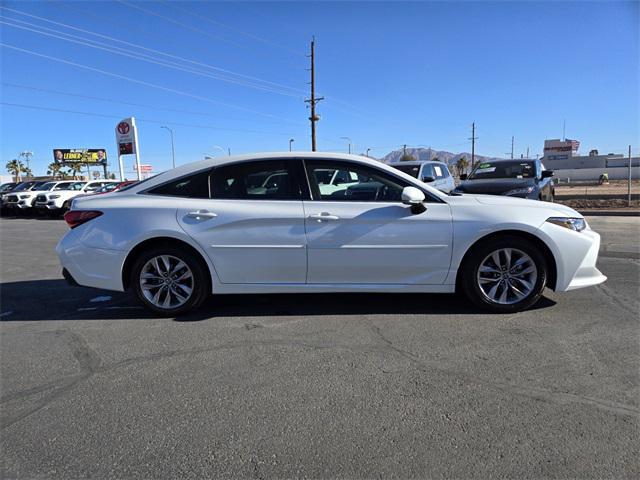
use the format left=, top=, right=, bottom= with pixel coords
left=147, top=170, right=210, bottom=198
left=305, top=160, right=410, bottom=202
left=210, top=160, right=300, bottom=200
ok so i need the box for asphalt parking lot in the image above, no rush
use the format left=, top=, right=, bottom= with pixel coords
left=1, top=216, right=638, bottom=479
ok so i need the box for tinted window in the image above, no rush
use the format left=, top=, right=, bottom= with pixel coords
left=468, top=161, right=536, bottom=180
left=391, top=164, right=421, bottom=178
left=305, top=160, right=410, bottom=202
left=210, top=160, right=299, bottom=200
left=148, top=170, right=210, bottom=198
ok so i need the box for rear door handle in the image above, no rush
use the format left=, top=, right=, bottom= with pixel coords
left=187, top=210, right=217, bottom=219
left=308, top=212, right=340, bottom=222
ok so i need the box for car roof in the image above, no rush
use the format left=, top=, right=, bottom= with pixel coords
left=124, top=152, right=448, bottom=199
left=391, top=160, right=448, bottom=166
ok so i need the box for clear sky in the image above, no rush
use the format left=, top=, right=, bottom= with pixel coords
left=1, top=0, right=638, bottom=176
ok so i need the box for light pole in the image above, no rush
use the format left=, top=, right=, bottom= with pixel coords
left=20, top=151, right=33, bottom=178
left=160, top=126, right=176, bottom=169
left=340, top=136, right=352, bottom=154
left=211, top=145, right=227, bottom=156
left=366, top=148, right=371, bottom=157
left=289, top=138, right=295, bottom=151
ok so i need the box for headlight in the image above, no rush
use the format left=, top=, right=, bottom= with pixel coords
left=547, top=217, right=586, bottom=232
left=504, top=186, right=534, bottom=196
left=19, top=194, right=30, bottom=199
left=49, top=195, right=61, bottom=199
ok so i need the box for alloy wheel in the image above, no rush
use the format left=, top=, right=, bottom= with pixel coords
left=476, top=248, right=538, bottom=305
left=139, top=255, right=194, bottom=309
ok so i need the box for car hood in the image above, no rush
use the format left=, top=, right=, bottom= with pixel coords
left=457, top=178, right=535, bottom=194
left=468, top=193, right=580, bottom=217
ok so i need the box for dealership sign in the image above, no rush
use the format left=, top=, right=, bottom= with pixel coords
left=115, top=117, right=142, bottom=181
left=134, top=164, right=153, bottom=173
left=115, top=118, right=137, bottom=155
left=53, top=149, right=107, bottom=165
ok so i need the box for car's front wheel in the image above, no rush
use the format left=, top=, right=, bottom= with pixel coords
left=131, top=246, right=210, bottom=316
left=461, top=236, right=547, bottom=313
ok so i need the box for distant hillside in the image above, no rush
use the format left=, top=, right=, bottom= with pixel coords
left=381, top=147, right=502, bottom=166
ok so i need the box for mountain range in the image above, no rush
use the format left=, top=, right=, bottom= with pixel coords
left=380, top=147, right=502, bottom=166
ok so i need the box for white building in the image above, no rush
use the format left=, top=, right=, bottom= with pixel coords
left=542, top=139, right=638, bottom=181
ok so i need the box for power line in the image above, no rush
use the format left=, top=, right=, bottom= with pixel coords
left=0, top=102, right=301, bottom=136
left=0, top=5, right=307, bottom=97
left=116, top=0, right=251, bottom=50
left=0, top=5, right=377, bottom=121
left=159, top=0, right=304, bottom=57
left=0, top=16, right=305, bottom=98
left=0, top=42, right=301, bottom=124
left=2, top=82, right=300, bottom=127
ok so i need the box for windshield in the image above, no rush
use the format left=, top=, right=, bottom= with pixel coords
left=36, top=182, right=56, bottom=191
left=392, top=164, right=421, bottom=178
left=96, top=183, right=119, bottom=193
left=55, top=182, right=85, bottom=191
left=468, top=161, right=536, bottom=180
left=13, top=182, right=38, bottom=192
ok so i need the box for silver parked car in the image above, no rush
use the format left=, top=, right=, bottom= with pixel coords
left=391, top=161, right=456, bottom=193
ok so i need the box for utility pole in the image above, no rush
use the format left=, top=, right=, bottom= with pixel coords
left=629, top=145, right=632, bottom=207
left=20, top=151, right=33, bottom=179
left=511, top=136, right=514, bottom=159
left=289, top=138, right=294, bottom=151
left=305, top=37, right=324, bottom=151
left=468, top=122, right=478, bottom=169
left=403, top=144, right=407, bottom=157
left=526, top=146, right=529, bottom=159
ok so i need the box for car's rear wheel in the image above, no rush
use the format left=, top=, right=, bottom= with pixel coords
left=461, top=236, right=547, bottom=313
left=131, top=246, right=210, bottom=316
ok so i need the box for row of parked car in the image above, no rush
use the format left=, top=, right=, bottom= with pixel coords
left=0, top=179, right=136, bottom=216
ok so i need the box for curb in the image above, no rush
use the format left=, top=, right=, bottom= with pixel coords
left=579, top=210, right=640, bottom=217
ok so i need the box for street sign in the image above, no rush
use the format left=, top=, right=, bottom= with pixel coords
left=115, top=117, right=142, bottom=181
left=134, top=164, right=153, bottom=173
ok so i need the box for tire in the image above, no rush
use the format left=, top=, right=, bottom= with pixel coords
left=131, top=245, right=210, bottom=317
left=460, top=235, right=547, bottom=313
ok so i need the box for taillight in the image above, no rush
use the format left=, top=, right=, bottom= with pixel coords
left=64, top=210, right=103, bottom=229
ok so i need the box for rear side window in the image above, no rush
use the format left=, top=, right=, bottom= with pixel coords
left=210, top=160, right=300, bottom=200
left=148, top=170, right=210, bottom=198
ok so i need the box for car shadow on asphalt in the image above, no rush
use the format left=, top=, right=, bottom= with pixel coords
left=0, top=279, right=557, bottom=322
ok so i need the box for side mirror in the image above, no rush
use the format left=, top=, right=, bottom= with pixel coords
left=541, top=170, right=554, bottom=179
left=401, top=186, right=425, bottom=205
left=459, top=173, right=468, bottom=180
left=421, top=175, right=435, bottom=183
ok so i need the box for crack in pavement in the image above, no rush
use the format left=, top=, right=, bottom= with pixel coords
left=365, top=319, right=640, bottom=419
left=2, top=324, right=639, bottom=431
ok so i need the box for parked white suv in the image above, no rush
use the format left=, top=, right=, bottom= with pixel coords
left=35, top=181, right=116, bottom=215
left=4, top=181, right=76, bottom=212
left=391, top=161, right=456, bottom=193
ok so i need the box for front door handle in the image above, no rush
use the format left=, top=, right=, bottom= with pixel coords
left=308, top=212, right=340, bottom=222
left=187, top=210, right=217, bottom=220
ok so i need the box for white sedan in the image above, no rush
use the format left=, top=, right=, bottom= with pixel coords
left=57, top=153, right=606, bottom=316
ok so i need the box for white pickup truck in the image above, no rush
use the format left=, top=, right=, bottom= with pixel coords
left=34, top=180, right=117, bottom=215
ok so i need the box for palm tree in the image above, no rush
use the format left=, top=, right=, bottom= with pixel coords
left=68, top=163, right=82, bottom=180
left=6, top=159, right=25, bottom=182
left=456, top=157, right=469, bottom=177
left=47, top=162, right=62, bottom=179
